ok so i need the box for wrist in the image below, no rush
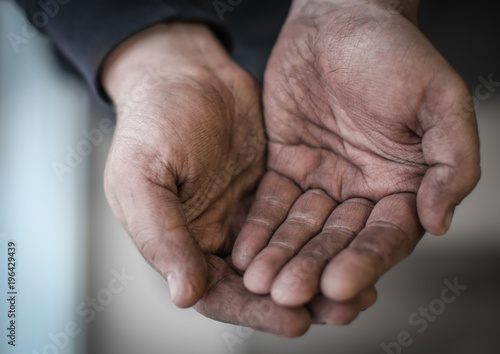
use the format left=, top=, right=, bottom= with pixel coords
left=288, top=0, right=420, bottom=25
left=101, top=22, right=232, bottom=105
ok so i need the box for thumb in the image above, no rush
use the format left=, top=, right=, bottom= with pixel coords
left=106, top=175, right=207, bottom=308
left=417, top=73, right=481, bottom=235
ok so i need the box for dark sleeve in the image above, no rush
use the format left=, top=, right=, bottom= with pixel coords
left=15, top=0, right=232, bottom=103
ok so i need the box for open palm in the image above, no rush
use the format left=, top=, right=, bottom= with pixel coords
left=233, top=0, right=480, bottom=307
left=103, top=23, right=376, bottom=335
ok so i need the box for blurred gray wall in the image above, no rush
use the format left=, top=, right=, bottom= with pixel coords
left=0, top=2, right=88, bottom=353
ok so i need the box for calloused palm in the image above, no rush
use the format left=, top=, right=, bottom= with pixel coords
left=233, top=0, right=480, bottom=307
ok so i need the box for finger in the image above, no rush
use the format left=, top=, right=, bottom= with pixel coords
left=194, top=255, right=311, bottom=338
left=271, top=198, right=373, bottom=306
left=232, top=171, right=302, bottom=270
left=308, top=296, right=360, bottom=326
left=243, top=189, right=336, bottom=294
left=358, top=285, right=378, bottom=311
left=418, top=72, right=481, bottom=235
left=321, top=193, right=424, bottom=301
left=105, top=175, right=207, bottom=308
left=308, top=286, right=377, bottom=325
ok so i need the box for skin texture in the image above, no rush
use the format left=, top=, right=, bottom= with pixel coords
left=101, top=23, right=376, bottom=337
left=233, top=0, right=481, bottom=306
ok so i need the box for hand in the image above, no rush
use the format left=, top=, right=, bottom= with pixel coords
left=101, top=22, right=374, bottom=336
left=233, top=0, right=480, bottom=307
left=102, top=22, right=265, bottom=307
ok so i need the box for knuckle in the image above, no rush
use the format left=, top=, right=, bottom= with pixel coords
left=286, top=214, right=320, bottom=228
left=301, top=244, right=331, bottom=263
left=352, top=238, right=392, bottom=268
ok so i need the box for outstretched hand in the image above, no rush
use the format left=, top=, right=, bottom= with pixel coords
left=233, top=0, right=480, bottom=306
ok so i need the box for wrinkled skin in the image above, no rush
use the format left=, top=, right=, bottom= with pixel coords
left=102, top=23, right=376, bottom=337
left=234, top=0, right=481, bottom=307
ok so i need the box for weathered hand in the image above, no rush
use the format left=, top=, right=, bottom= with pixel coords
left=101, top=22, right=373, bottom=336
left=102, top=22, right=266, bottom=308
left=233, top=0, right=480, bottom=307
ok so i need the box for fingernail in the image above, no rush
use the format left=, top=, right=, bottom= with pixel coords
left=167, top=274, right=179, bottom=302
left=444, top=207, right=455, bottom=231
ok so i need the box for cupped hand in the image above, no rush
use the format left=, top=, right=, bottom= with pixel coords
left=233, top=0, right=480, bottom=306
left=102, top=22, right=266, bottom=308
left=101, top=22, right=372, bottom=336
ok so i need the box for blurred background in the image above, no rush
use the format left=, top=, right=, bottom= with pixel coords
left=0, top=0, right=498, bottom=353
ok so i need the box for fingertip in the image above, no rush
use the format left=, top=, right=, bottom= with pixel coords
left=232, top=224, right=272, bottom=271
left=320, top=256, right=365, bottom=302
left=231, top=246, right=253, bottom=271
left=168, top=272, right=206, bottom=308
left=320, top=273, right=358, bottom=302
left=271, top=287, right=300, bottom=307
left=279, top=307, right=311, bottom=338
left=243, top=263, right=273, bottom=295
left=167, top=250, right=207, bottom=308
left=330, top=306, right=359, bottom=326
left=417, top=192, right=455, bottom=236
left=430, top=207, right=454, bottom=236
left=271, top=286, right=301, bottom=306
left=271, top=265, right=318, bottom=307
left=359, top=286, right=378, bottom=311
left=244, top=246, right=292, bottom=295
left=308, top=296, right=359, bottom=326
left=420, top=216, right=447, bottom=236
